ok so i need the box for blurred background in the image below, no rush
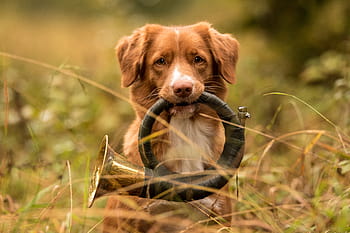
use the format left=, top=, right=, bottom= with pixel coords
left=1, top=0, right=349, bottom=232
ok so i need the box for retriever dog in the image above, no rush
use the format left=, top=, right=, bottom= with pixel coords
left=104, top=22, right=239, bottom=233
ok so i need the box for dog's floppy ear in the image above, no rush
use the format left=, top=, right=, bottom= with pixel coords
left=207, top=25, right=239, bottom=84
left=116, top=28, right=147, bottom=88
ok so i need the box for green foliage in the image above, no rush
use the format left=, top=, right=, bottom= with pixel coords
left=1, top=0, right=350, bottom=232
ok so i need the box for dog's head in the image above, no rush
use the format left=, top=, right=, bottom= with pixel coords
left=116, top=22, right=239, bottom=118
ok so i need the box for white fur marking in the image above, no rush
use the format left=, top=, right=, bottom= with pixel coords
left=174, top=28, right=180, bottom=51
left=170, top=66, right=194, bottom=87
left=164, top=118, right=215, bottom=173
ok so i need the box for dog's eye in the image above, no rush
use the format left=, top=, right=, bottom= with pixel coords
left=194, top=56, right=205, bottom=64
left=155, top=57, right=167, bottom=65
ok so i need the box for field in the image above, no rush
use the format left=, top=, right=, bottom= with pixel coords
left=1, top=1, right=350, bottom=232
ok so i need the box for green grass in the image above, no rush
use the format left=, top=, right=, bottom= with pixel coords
left=1, top=8, right=350, bottom=233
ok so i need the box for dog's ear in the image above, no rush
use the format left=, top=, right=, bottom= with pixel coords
left=116, top=28, right=147, bottom=88
left=207, top=26, right=239, bottom=84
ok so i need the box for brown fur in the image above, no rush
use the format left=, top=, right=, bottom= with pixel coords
left=104, top=22, right=239, bottom=232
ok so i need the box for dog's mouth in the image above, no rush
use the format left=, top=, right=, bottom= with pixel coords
left=168, top=102, right=199, bottom=118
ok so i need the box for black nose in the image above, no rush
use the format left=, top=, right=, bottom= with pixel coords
left=173, top=81, right=193, bottom=98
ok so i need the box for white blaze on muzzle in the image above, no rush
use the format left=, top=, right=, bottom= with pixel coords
left=170, top=66, right=194, bottom=88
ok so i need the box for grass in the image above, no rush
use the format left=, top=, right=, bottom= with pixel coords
left=1, top=11, right=350, bottom=233
left=1, top=51, right=349, bottom=233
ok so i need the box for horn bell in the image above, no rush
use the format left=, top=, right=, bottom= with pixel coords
left=88, top=135, right=145, bottom=208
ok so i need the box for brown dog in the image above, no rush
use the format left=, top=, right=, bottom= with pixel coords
left=104, top=22, right=239, bottom=233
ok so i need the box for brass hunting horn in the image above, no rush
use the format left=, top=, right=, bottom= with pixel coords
left=88, top=92, right=249, bottom=208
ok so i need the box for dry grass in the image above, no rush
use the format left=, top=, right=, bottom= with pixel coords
left=1, top=52, right=349, bottom=232
left=1, top=10, right=350, bottom=233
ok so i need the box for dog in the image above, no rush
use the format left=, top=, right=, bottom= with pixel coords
left=104, top=22, right=239, bottom=233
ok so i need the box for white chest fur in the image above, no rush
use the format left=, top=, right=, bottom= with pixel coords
left=163, top=117, right=215, bottom=173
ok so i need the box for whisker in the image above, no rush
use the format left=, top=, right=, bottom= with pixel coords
left=139, top=88, right=160, bottom=103
left=204, top=78, right=226, bottom=93
left=131, top=87, right=161, bottom=107
left=204, top=85, right=226, bottom=90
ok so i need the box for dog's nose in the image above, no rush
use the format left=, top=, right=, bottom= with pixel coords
left=173, top=81, right=193, bottom=98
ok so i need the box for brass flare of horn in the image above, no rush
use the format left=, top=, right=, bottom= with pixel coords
left=88, top=135, right=145, bottom=208
left=88, top=92, right=249, bottom=208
